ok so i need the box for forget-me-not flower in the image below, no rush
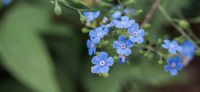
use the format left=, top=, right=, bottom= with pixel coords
left=128, top=23, right=145, bottom=44
left=164, top=56, right=184, bottom=76
left=83, top=11, right=100, bottom=22
left=112, top=11, right=122, bottom=19
left=87, top=39, right=96, bottom=55
left=89, top=27, right=109, bottom=43
left=162, top=40, right=183, bottom=54
left=113, top=35, right=134, bottom=56
left=180, top=40, right=195, bottom=65
left=113, top=16, right=135, bottom=29
left=91, top=52, right=114, bottom=74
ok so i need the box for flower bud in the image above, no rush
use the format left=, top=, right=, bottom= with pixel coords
left=54, top=1, right=62, bottom=16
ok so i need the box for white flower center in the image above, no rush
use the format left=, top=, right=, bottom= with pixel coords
left=171, top=63, right=176, bottom=68
left=99, top=60, right=106, bottom=66
left=169, top=44, right=175, bottom=48
left=97, top=32, right=102, bottom=37
left=120, top=44, right=126, bottom=49
left=121, top=22, right=127, bottom=25
left=133, top=32, right=138, bottom=37
left=88, top=15, right=94, bottom=19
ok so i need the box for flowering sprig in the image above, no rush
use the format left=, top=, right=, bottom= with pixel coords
left=52, top=0, right=200, bottom=77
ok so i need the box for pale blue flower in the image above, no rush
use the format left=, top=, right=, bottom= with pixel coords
left=128, top=23, right=145, bottom=44
left=113, top=35, right=134, bottom=56
left=112, top=11, right=122, bottom=19
left=164, top=56, right=184, bottom=76
left=91, top=52, right=114, bottom=74
left=162, top=40, right=183, bottom=54
left=113, top=16, right=135, bottom=28
left=89, top=27, right=109, bottom=43
left=83, top=11, right=100, bottom=22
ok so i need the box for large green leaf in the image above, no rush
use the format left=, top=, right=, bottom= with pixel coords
left=0, top=3, right=60, bottom=92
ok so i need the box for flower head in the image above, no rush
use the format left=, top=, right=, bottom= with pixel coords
left=113, top=35, right=134, bottom=56
left=89, top=27, right=109, bottom=43
left=164, top=56, right=184, bottom=76
left=113, top=16, right=135, bottom=28
left=87, top=39, right=96, bottom=55
left=91, top=52, right=114, bottom=74
left=83, top=11, right=100, bottom=22
left=112, top=11, right=122, bottom=19
left=162, top=40, right=182, bottom=54
left=180, top=40, right=195, bottom=65
left=128, top=23, right=145, bottom=44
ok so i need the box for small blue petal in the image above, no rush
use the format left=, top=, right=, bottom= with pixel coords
left=91, top=56, right=100, bottom=65
left=100, top=66, right=109, bottom=74
left=98, top=52, right=108, bottom=60
left=121, top=16, right=129, bottom=22
left=106, top=57, right=114, bottom=66
left=125, top=48, right=132, bottom=56
left=170, top=69, right=178, bottom=76
left=164, top=65, right=170, bottom=72
left=112, top=11, right=122, bottom=19
left=91, top=65, right=101, bottom=73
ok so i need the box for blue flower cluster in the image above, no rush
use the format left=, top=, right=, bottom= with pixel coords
left=84, top=9, right=145, bottom=75
left=162, top=40, right=195, bottom=76
left=83, top=9, right=195, bottom=77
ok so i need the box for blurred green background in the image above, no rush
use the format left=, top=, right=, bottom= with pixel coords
left=0, top=0, right=200, bottom=92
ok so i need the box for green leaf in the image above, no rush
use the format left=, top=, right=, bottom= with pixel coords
left=0, top=4, right=60, bottom=92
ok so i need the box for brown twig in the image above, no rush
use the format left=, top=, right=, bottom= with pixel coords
left=140, top=0, right=160, bottom=26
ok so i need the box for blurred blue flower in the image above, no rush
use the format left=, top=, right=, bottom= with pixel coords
left=2, top=0, right=12, bottom=5
left=91, top=52, right=114, bottom=74
left=112, top=11, right=122, bottom=19
left=89, top=27, right=109, bottom=43
left=118, top=55, right=127, bottom=64
left=162, top=40, right=182, bottom=54
left=83, top=11, right=100, bottom=22
left=113, top=35, right=134, bottom=56
left=180, top=40, right=195, bottom=65
left=128, top=23, right=145, bottom=44
left=164, top=56, right=184, bottom=76
left=87, top=39, right=96, bottom=55
left=113, top=16, right=135, bottom=28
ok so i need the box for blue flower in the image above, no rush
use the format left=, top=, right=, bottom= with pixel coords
left=164, top=56, right=184, bottom=76
left=112, top=11, right=122, bottom=19
left=180, top=40, right=195, bottom=65
left=128, top=23, right=145, bottom=44
left=113, top=35, right=134, bottom=56
left=89, top=27, right=109, bottom=43
left=118, top=55, right=127, bottom=64
left=162, top=40, right=183, bottom=54
left=91, top=52, right=114, bottom=74
left=87, top=39, right=96, bottom=55
left=113, top=16, right=135, bottom=28
left=2, top=0, right=12, bottom=5
left=83, top=11, right=100, bottom=22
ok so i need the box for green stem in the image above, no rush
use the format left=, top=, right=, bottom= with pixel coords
left=58, top=0, right=86, bottom=12
left=158, top=6, right=200, bottom=51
